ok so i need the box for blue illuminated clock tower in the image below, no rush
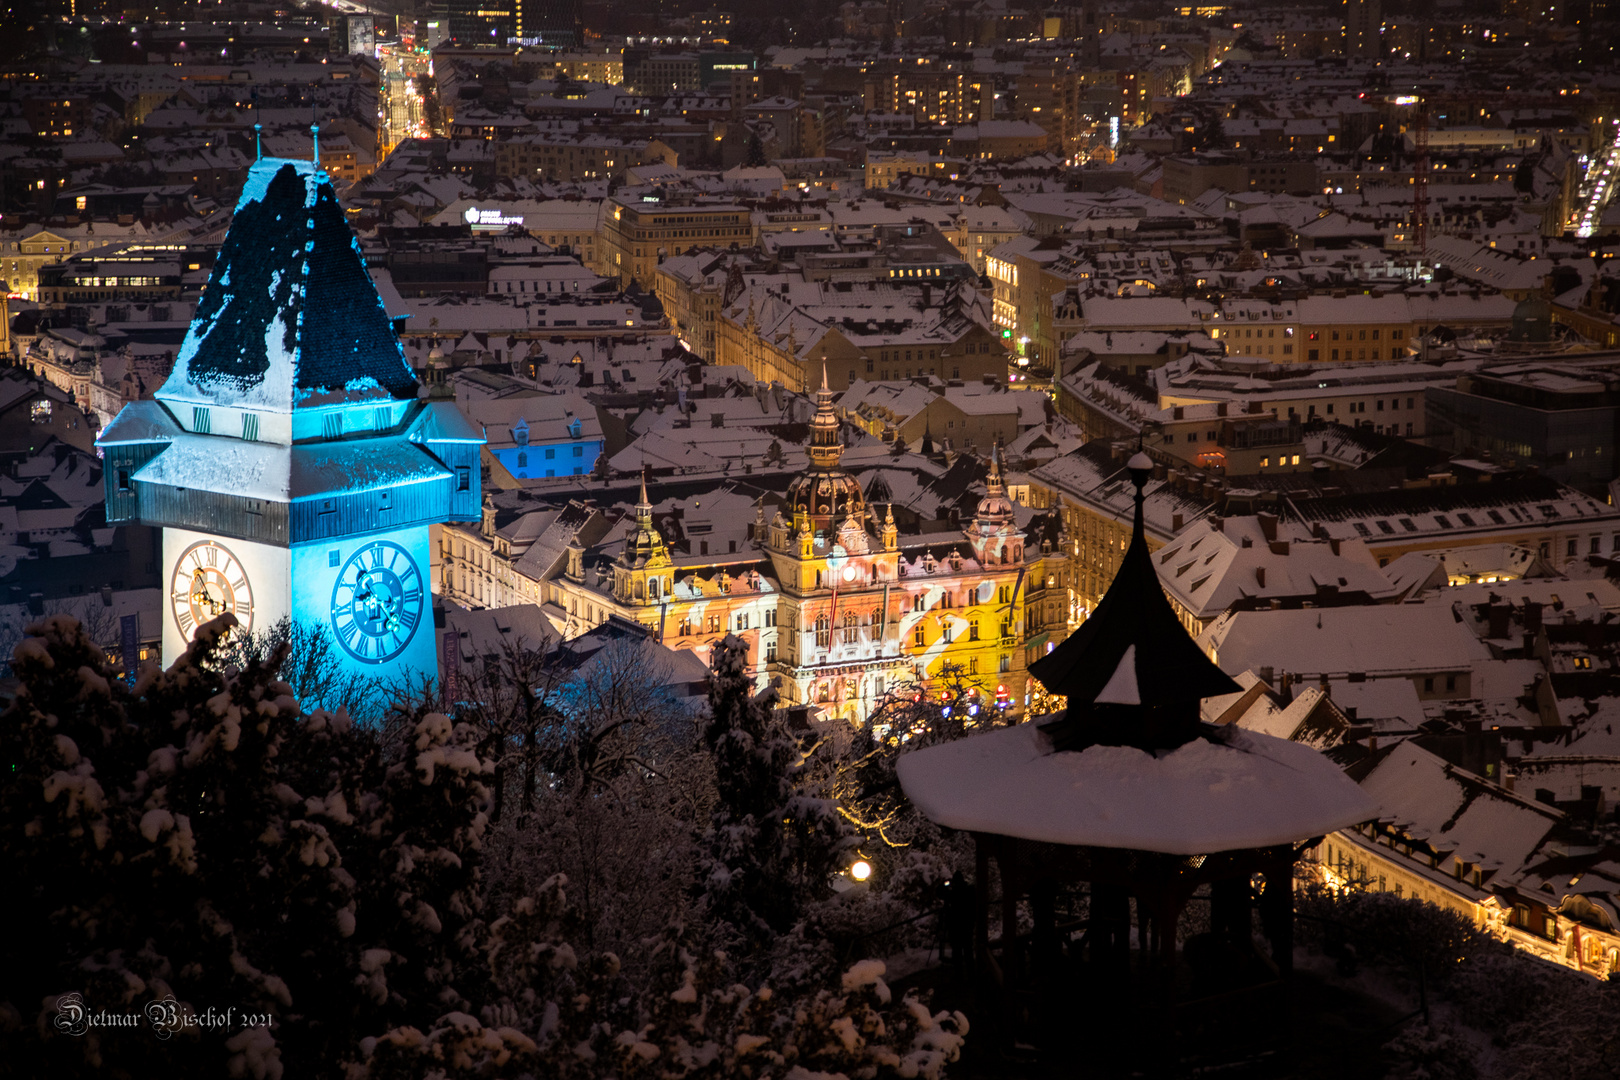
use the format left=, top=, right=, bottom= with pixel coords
left=98, top=157, right=483, bottom=691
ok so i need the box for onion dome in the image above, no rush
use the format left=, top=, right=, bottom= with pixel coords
left=619, top=470, right=669, bottom=569
left=972, top=444, right=1017, bottom=533
left=787, top=365, right=866, bottom=538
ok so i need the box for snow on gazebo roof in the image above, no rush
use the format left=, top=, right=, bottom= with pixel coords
left=156, top=157, right=418, bottom=415
left=895, top=721, right=1378, bottom=854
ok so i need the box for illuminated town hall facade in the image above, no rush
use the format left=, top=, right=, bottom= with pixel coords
left=441, top=377, right=1072, bottom=721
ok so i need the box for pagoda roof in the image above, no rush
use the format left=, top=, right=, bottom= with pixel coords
left=1029, top=453, right=1239, bottom=709
left=156, top=158, right=418, bottom=414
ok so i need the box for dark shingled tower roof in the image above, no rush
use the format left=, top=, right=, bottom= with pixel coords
left=157, top=158, right=417, bottom=412
left=1029, top=451, right=1240, bottom=752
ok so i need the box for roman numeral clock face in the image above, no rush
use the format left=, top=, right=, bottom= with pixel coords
left=330, top=541, right=424, bottom=665
left=170, top=539, right=254, bottom=642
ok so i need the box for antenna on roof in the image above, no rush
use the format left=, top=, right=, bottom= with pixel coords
left=254, top=123, right=262, bottom=162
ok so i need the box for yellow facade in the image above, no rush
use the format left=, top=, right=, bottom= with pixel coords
left=601, top=198, right=754, bottom=288
left=439, top=391, right=1059, bottom=722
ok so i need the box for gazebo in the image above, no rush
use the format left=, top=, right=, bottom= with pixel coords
left=897, top=452, right=1378, bottom=1020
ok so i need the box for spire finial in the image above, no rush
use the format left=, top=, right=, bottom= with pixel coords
left=821, top=361, right=829, bottom=392
left=638, top=465, right=650, bottom=509
left=1126, top=448, right=1152, bottom=543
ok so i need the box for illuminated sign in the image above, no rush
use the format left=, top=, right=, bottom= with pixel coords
left=463, top=206, right=524, bottom=231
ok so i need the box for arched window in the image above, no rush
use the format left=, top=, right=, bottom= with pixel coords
left=842, top=612, right=859, bottom=644
left=814, top=614, right=830, bottom=647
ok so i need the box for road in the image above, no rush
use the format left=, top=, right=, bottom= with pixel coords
left=377, top=44, right=436, bottom=153
left=1574, top=119, right=1620, bottom=239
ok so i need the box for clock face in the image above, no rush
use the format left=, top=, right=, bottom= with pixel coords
left=330, top=540, right=424, bottom=664
left=170, top=539, right=255, bottom=641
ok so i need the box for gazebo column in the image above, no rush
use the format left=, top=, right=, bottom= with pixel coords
left=1259, top=847, right=1296, bottom=976
left=1092, top=882, right=1131, bottom=971
left=974, top=836, right=995, bottom=981
left=998, top=842, right=1021, bottom=989
left=1030, top=877, right=1059, bottom=980
left=1210, top=874, right=1251, bottom=954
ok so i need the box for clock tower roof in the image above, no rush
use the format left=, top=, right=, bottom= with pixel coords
left=156, top=158, right=418, bottom=416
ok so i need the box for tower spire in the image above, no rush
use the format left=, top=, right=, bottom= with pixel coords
left=310, top=122, right=320, bottom=165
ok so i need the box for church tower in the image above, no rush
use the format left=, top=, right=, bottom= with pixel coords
left=97, top=158, right=483, bottom=690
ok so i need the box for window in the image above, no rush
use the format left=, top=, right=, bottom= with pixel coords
left=914, top=625, right=926, bottom=645
left=517, top=452, right=528, bottom=467
left=573, top=445, right=583, bottom=457
left=241, top=413, right=260, bottom=441
left=194, top=407, right=213, bottom=434
left=969, top=619, right=980, bottom=641
left=116, top=468, right=130, bottom=491
left=766, top=639, right=777, bottom=661
left=1568, top=538, right=1578, bottom=558
left=457, top=467, right=471, bottom=492
left=815, top=614, right=830, bottom=647
left=999, top=654, right=1011, bottom=673
left=546, top=448, right=556, bottom=459
left=736, top=613, right=749, bottom=630
left=329, top=550, right=340, bottom=568
left=1423, top=677, right=1435, bottom=692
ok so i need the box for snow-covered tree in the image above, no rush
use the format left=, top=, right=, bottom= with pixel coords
left=0, top=614, right=494, bottom=1078
left=699, top=636, right=857, bottom=955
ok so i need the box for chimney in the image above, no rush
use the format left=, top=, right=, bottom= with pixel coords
left=1257, top=512, right=1278, bottom=541
left=1329, top=538, right=1341, bottom=556
left=1217, top=401, right=1228, bottom=416
left=1174, top=405, right=1185, bottom=419
left=1503, top=770, right=1516, bottom=793
left=1259, top=665, right=1274, bottom=687
left=1172, top=512, right=1184, bottom=531
left=1256, top=566, right=1267, bottom=587
left=1487, top=605, right=1511, bottom=640
left=1270, top=540, right=1290, bottom=555
left=1523, top=600, right=1543, bottom=632
left=1211, top=515, right=1224, bottom=532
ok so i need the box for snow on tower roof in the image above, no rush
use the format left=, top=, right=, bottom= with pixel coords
left=895, top=720, right=1378, bottom=854
left=156, top=158, right=418, bottom=414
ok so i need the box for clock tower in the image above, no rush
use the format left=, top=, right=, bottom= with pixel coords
left=97, top=157, right=483, bottom=692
